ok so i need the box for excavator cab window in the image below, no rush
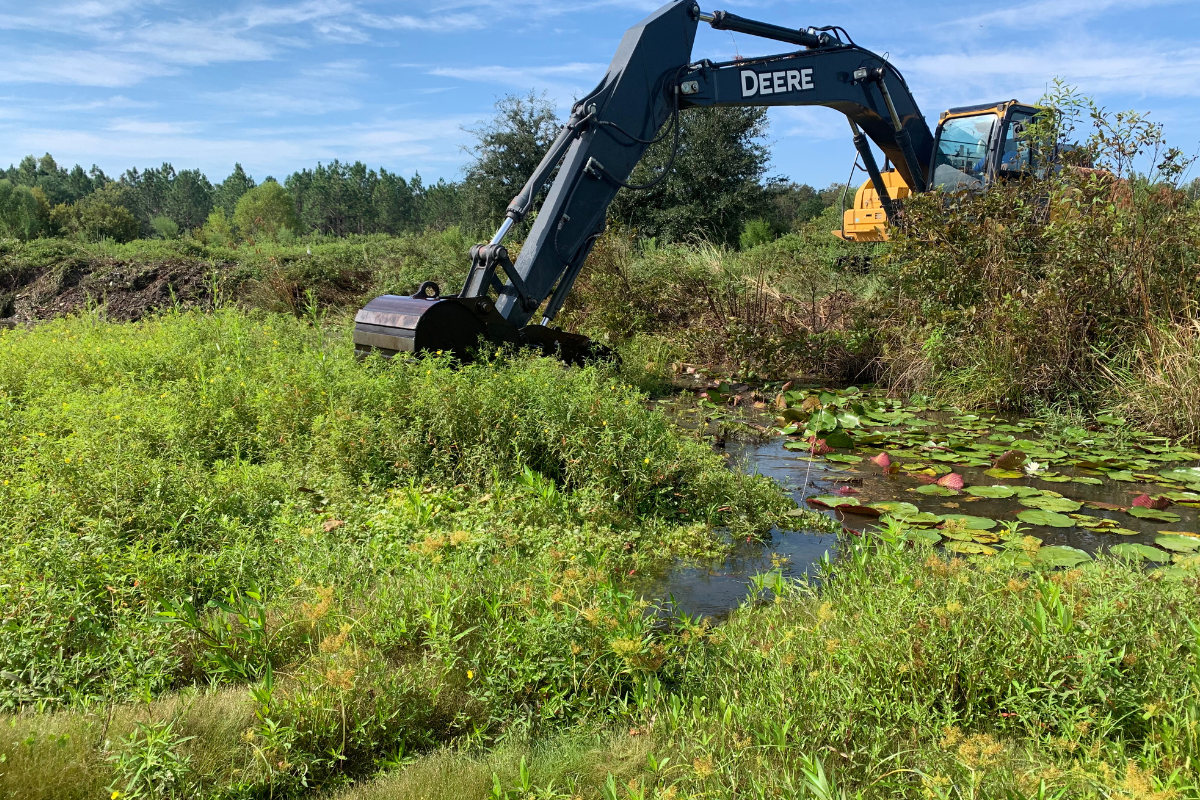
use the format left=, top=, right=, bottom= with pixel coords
left=998, top=111, right=1035, bottom=175
left=930, top=114, right=998, bottom=190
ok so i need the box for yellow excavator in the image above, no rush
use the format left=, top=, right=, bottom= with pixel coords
left=836, top=100, right=1039, bottom=241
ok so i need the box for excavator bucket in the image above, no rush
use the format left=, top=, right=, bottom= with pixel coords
left=353, top=287, right=613, bottom=365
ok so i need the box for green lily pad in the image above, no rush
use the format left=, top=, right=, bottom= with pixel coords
left=870, top=501, right=920, bottom=517
left=823, top=429, right=854, bottom=449
left=945, top=541, right=996, bottom=555
left=1017, top=509, right=1075, bottom=528
left=1069, top=514, right=1116, bottom=529
left=914, top=484, right=958, bottom=496
left=1095, top=414, right=1126, bottom=426
left=1009, top=486, right=1043, bottom=498
left=809, top=409, right=838, bottom=432
left=1020, top=496, right=1083, bottom=513
left=1160, top=467, right=1200, bottom=484
left=1071, top=476, right=1104, bottom=485
left=1040, top=475, right=1073, bottom=483
left=823, top=454, right=863, bottom=464
left=938, top=514, right=998, bottom=530
left=1154, top=534, right=1200, bottom=553
left=809, top=495, right=860, bottom=508
left=1105, top=470, right=1137, bottom=482
left=1035, top=545, right=1091, bottom=568
left=1151, top=565, right=1200, bottom=581
left=985, top=468, right=1025, bottom=479
left=942, top=529, right=976, bottom=542
left=965, top=485, right=1017, bottom=499
left=903, top=529, right=942, bottom=545
left=901, top=512, right=943, bottom=525
left=1127, top=507, right=1182, bottom=523
left=1110, top=543, right=1170, bottom=563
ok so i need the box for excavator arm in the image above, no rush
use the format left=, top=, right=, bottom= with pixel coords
left=353, top=0, right=934, bottom=362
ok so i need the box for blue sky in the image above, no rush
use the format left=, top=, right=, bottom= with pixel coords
left=2, top=0, right=1199, bottom=189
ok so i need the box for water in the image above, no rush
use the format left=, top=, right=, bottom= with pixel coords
left=645, top=431, right=1200, bottom=621
left=644, top=438, right=842, bottom=620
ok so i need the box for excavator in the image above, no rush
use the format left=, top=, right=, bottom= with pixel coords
left=353, top=0, right=1040, bottom=361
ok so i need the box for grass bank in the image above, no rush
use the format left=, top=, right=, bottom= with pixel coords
left=0, top=310, right=1198, bottom=798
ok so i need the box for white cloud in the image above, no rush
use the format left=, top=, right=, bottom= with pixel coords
left=107, top=119, right=201, bottom=135
left=427, top=61, right=606, bottom=102
left=242, top=0, right=355, bottom=28
left=200, top=88, right=364, bottom=117
left=0, top=114, right=478, bottom=180
left=113, top=21, right=278, bottom=66
left=0, top=51, right=167, bottom=87
left=900, top=39, right=1200, bottom=105
left=950, top=0, right=1188, bottom=30
left=361, top=12, right=484, bottom=31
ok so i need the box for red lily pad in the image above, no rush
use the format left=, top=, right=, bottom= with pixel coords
left=1132, top=494, right=1171, bottom=510
left=937, top=473, right=965, bottom=491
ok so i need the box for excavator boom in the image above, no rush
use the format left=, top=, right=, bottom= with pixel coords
left=354, top=0, right=935, bottom=361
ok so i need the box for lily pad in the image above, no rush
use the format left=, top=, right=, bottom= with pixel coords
left=870, top=501, right=920, bottom=517
left=965, top=485, right=1017, bottom=499
left=1017, top=509, right=1075, bottom=528
left=942, top=529, right=976, bottom=542
left=807, top=495, right=860, bottom=509
left=1009, top=486, right=1044, bottom=498
left=1110, top=543, right=1170, bottom=563
left=809, top=409, right=838, bottom=432
left=903, top=529, right=942, bottom=545
left=1127, top=507, right=1182, bottom=523
left=823, top=429, right=854, bottom=449
left=898, top=512, right=942, bottom=525
left=938, top=514, right=998, bottom=530
left=1160, top=467, right=1200, bottom=484
left=1152, top=565, right=1200, bottom=581
left=1035, top=545, right=1091, bottom=568
left=824, top=454, right=863, bottom=464
left=1020, top=496, right=1083, bottom=513
left=945, top=541, right=996, bottom=555
left=1071, top=476, right=1104, bottom=485
left=1105, top=470, right=1137, bottom=482
left=985, top=468, right=1025, bottom=479
left=1070, top=514, right=1117, bottom=529
left=914, top=484, right=958, bottom=497
left=1154, top=534, right=1200, bottom=553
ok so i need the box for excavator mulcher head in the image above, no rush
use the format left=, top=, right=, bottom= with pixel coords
left=353, top=284, right=613, bottom=366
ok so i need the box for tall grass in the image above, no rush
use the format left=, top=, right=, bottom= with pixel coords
left=1107, top=320, right=1200, bottom=441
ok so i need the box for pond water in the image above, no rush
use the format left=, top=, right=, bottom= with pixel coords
left=646, top=399, right=1200, bottom=621
left=645, top=437, right=840, bottom=620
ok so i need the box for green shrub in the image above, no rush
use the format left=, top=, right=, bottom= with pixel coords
left=234, top=180, right=300, bottom=240
left=150, top=215, right=180, bottom=240
left=738, top=217, right=774, bottom=249
left=0, top=180, right=45, bottom=240
left=49, top=185, right=140, bottom=243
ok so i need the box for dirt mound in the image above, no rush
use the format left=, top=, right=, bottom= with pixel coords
left=1, top=256, right=232, bottom=323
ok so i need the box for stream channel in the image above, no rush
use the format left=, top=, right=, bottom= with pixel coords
left=646, top=418, right=1200, bottom=622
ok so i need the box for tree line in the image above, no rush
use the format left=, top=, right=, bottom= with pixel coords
left=0, top=94, right=844, bottom=247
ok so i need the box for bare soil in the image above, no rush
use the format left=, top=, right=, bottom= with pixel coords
left=0, top=257, right=233, bottom=323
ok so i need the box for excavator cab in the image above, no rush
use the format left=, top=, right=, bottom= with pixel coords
left=929, top=100, right=1037, bottom=190
left=837, top=100, right=1037, bottom=241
